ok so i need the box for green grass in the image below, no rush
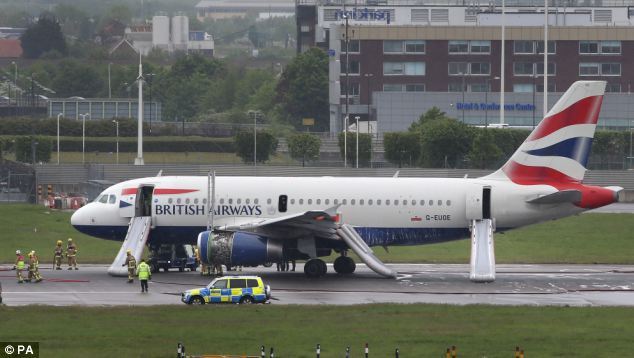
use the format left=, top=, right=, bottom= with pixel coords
left=0, top=304, right=633, bottom=357
left=4, top=151, right=297, bottom=165
left=1, top=204, right=633, bottom=265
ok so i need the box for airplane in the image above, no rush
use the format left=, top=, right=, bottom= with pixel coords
left=71, top=80, right=621, bottom=279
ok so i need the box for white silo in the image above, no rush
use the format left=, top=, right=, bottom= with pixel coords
left=152, top=14, right=170, bottom=50
left=171, top=13, right=189, bottom=51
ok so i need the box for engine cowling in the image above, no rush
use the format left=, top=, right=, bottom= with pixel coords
left=197, top=231, right=283, bottom=267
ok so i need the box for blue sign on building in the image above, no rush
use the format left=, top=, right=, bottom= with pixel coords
left=456, top=102, right=536, bottom=111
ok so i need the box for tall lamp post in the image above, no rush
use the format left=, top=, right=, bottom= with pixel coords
left=532, top=74, right=537, bottom=129
left=342, top=13, right=350, bottom=168
left=460, top=72, right=466, bottom=123
left=253, top=111, right=257, bottom=168
left=11, top=61, right=17, bottom=100
left=364, top=73, right=374, bottom=167
left=56, top=113, right=63, bottom=165
left=355, top=115, right=360, bottom=168
left=145, top=73, right=155, bottom=134
left=629, top=120, right=633, bottom=170
left=108, top=62, right=113, bottom=98
left=112, top=120, right=119, bottom=165
left=79, top=113, right=90, bottom=164
left=484, top=77, right=500, bottom=127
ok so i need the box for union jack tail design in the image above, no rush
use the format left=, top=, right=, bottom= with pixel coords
left=489, top=81, right=606, bottom=185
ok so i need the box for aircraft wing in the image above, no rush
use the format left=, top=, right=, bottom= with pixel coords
left=216, top=205, right=340, bottom=240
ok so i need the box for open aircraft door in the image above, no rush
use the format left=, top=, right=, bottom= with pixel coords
left=465, top=184, right=492, bottom=220
left=118, top=185, right=155, bottom=218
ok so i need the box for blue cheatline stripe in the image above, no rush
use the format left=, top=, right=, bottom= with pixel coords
left=525, top=137, right=593, bottom=167
left=73, top=225, right=473, bottom=246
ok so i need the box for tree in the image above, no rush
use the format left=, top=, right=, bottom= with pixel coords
left=21, top=16, right=67, bottom=59
left=50, top=60, right=104, bottom=97
left=234, top=130, right=278, bottom=163
left=288, top=133, right=321, bottom=166
left=409, top=107, right=451, bottom=132
left=338, top=132, right=372, bottom=167
left=276, top=48, right=329, bottom=131
left=14, top=136, right=52, bottom=163
left=419, top=118, right=472, bottom=168
left=383, top=132, right=421, bottom=168
left=467, top=129, right=503, bottom=169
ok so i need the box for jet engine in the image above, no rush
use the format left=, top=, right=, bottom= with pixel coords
left=197, top=231, right=283, bottom=267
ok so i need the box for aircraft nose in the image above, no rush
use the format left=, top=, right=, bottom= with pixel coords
left=71, top=205, right=89, bottom=227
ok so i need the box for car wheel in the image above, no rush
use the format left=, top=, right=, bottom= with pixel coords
left=239, top=296, right=253, bottom=304
left=191, top=296, right=204, bottom=305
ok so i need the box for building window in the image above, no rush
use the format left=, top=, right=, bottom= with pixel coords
left=448, top=40, right=468, bottom=54
left=536, top=41, right=556, bottom=54
left=448, top=83, right=464, bottom=92
left=342, top=39, right=360, bottom=53
left=513, top=84, right=533, bottom=93
left=580, top=40, right=620, bottom=55
left=383, top=84, right=404, bottom=92
left=514, top=40, right=534, bottom=54
left=536, top=62, right=556, bottom=76
left=383, top=62, right=425, bottom=76
left=384, top=40, right=425, bottom=53
left=405, top=84, right=425, bottom=92
left=470, top=40, right=490, bottom=54
left=579, top=63, right=600, bottom=76
left=601, top=63, right=621, bottom=76
left=579, top=41, right=599, bottom=54
left=605, top=83, right=621, bottom=92
left=341, top=60, right=360, bottom=75
left=536, top=83, right=556, bottom=92
left=384, top=40, right=403, bottom=53
left=340, top=82, right=360, bottom=96
left=448, top=62, right=468, bottom=76
left=470, top=62, right=490, bottom=75
left=469, top=83, right=489, bottom=92
left=513, top=62, right=534, bottom=76
left=405, top=40, right=425, bottom=53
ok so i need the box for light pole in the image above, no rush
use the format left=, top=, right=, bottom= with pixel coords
left=79, top=113, right=90, bottom=164
left=343, top=13, right=350, bottom=168
left=112, top=119, right=119, bottom=165
left=253, top=111, right=257, bottom=168
left=145, top=73, right=155, bottom=134
left=56, top=113, right=63, bottom=165
left=364, top=73, right=374, bottom=167
left=108, top=62, right=113, bottom=98
left=629, top=119, right=633, bottom=170
left=355, top=115, right=360, bottom=168
left=532, top=74, right=537, bottom=129
left=11, top=61, right=17, bottom=99
left=484, top=76, right=500, bottom=127
left=31, top=140, right=38, bottom=165
left=460, top=72, right=466, bottom=123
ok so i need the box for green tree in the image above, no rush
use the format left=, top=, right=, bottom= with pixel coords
left=14, top=136, right=52, bottom=163
left=338, top=132, right=372, bottom=167
left=383, top=132, right=421, bottom=168
left=419, top=118, right=472, bottom=168
left=50, top=60, right=104, bottom=97
left=21, top=16, right=67, bottom=59
left=234, top=130, right=278, bottom=163
left=276, top=48, right=329, bottom=131
left=288, top=133, right=321, bottom=166
left=409, top=107, right=450, bottom=132
left=467, top=129, right=503, bottom=169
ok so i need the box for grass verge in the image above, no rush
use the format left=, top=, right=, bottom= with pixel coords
left=1, top=204, right=632, bottom=264
left=0, top=304, right=633, bottom=357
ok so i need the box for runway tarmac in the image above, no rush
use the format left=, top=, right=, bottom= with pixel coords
left=1, top=263, right=633, bottom=307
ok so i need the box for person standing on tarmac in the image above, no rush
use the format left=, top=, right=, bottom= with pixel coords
left=27, top=251, right=43, bottom=283
left=53, top=240, right=64, bottom=270
left=137, top=259, right=151, bottom=293
left=122, top=250, right=137, bottom=283
left=14, top=250, right=25, bottom=283
left=66, top=238, right=78, bottom=270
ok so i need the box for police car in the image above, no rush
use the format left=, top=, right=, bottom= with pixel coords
left=181, top=276, right=271, bottom=305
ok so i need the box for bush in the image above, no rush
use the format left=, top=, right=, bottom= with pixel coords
left=234, top=130, right=278, bottom=163
left=14, top=136, right=52, bottom=163
left=287, top=133, right=320, bottom=166
left=384, top=132, right=420, bottom=168
left=337, top=132, right=372, bottom=167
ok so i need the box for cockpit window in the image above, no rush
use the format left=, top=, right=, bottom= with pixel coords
left=98, top=195, right=108, bottom=203
left=109, top=195, right=117, bottom=204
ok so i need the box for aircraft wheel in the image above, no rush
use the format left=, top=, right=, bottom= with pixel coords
left=304, top=259, right=325, bottom=278
left=334, top=256, right=355, bottom=274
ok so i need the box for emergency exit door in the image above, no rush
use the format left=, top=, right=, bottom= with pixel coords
left=465, top=185, right=492, bottom=220
left=135, top=185, right=154, bottom=217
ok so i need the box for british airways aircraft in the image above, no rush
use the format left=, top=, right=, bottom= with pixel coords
left=71, top=81, right=621, bottom=278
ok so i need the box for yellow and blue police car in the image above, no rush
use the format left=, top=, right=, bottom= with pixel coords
left=181, top=276, right=271, bottom=305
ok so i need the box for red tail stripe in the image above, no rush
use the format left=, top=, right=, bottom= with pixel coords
left=502, top=161, right=579, bottom=184
left=527, top=95, right=603, bottom=141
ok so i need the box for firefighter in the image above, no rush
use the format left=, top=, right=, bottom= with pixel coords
left=121, top=250, right=137, bottom=283
left=66, top=238, right=78, bottom=270
left=53, top=240, right=64, bottom=270
left=28, top=251, right=42, bottom=283
left=14, top=250, right=25, bottom=283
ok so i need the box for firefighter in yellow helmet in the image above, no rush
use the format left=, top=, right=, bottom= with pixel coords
left=121, top=249, right=137, bottom=283
left=14, top=250, right=25, bottom=283
left=53, top=240, right=64, bottom=270
left=27, top=251, right=42, bottom=283
left=66, top=238, right=78, bottom=270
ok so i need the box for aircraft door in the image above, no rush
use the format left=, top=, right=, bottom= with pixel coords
left=135, top=185, right=155, bottom=217
left=465, top=185, right=491, bottom=220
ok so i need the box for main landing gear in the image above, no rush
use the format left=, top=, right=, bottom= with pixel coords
left=304, top=258, right=327, bottom=278
left=334, top=255, right=356, bottom=275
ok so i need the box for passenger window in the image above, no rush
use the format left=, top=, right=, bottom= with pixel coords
left=438, top=200, right=442, bottom=206
left=360, top=199, right=364, bottom=205
left=230, top=279, right=247, bottom=288
left=429, top=200, right=434, bottom=206
left=394, top=200, right=399, bottom=205
left=99, top=195, right=108, bottom=203
left=325, top=199, right=330, bottom=205
left=177, top=198, right=181, bottom=204
left=386, top=200, right=390, bottom=205
left=334, top=199, right=339, bottom=205
left=254, top=199, right=259, bottom=204
left=108, top=195, right=116, bottom=204
left=168, top=198, right=173, bottom=204
left=246, top=198, right=250, bottom=204
left=317, top=199, right=321, bottom=205
left=447, top=200, right=452, bottom=206
left=212, top=280, right=227, bottom=289
left=278, top=195, right=288, bottom=213
left=368, top=199, right=373, bottom=205
left=308, top=199, right=313, bottom=205
left=377, top=199, right=381, bottom=205
left=299, top=199, right=304, bottom=205
left=194, top=198, right=199, bottom=204
left=219, top=198, right=224, bottom=204
left=403, top=200, right=407, bottom=206
left=186, top=198, right=190, bottom=204
left=351, top=199, right=355, bottom=205
left=290, top=199, right=295, bottom=205
left=411, top=200, right=416, bottom=206
left=247, top=279, right=259, bottom=288
left=267, top=198, right=272, bottom=204
left=420, top=200, right=425, bottom=206
left=228, top=199, right=233, bottom=204
left=202, top=198, right=207, bottom=204
left=237, top=199, right=242, bottom=204
left=342, top=199, right=347, bottom=205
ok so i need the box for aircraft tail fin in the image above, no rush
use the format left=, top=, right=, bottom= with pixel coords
left=486, top=81, right=606, bottom=184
